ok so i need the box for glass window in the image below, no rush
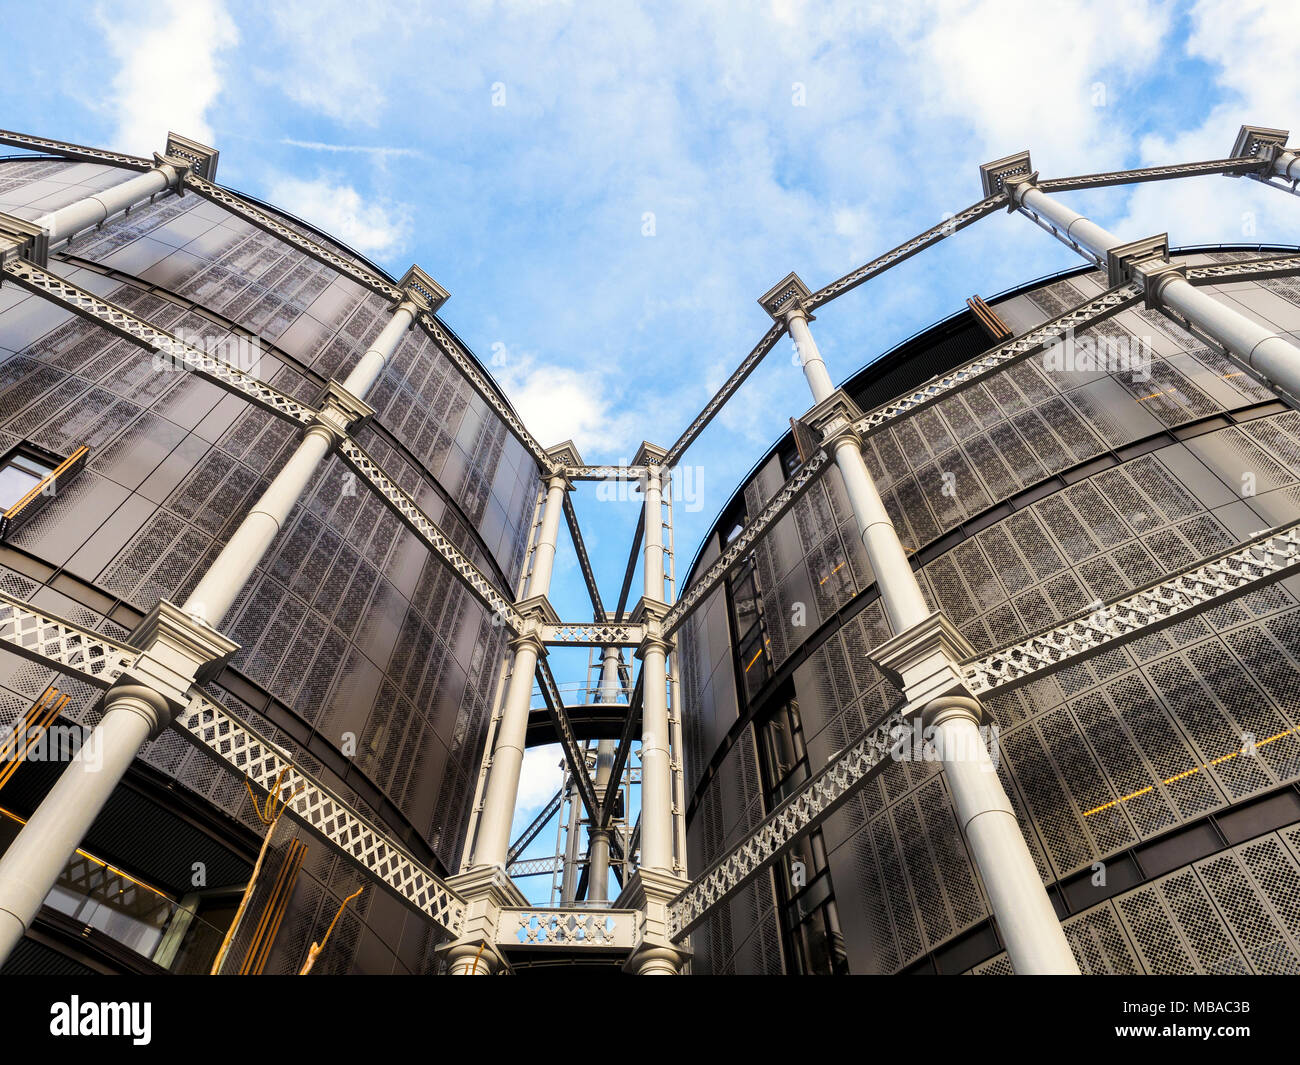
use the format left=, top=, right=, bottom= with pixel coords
left=0, top=451, right=54, bottom=510
left=758, top=699, right=849, bottom=974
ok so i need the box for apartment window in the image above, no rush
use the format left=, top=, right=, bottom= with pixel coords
left=0, top=442, right=88, bottom=539
left=0, top=448, right=55, bottom=510
left=779, top=441, right=801, bottom=479
left=720, top=498, right=746, bottom=545
left=728, top=559, right=770, bottom=702
left=758, top=699, right=849, bottom=975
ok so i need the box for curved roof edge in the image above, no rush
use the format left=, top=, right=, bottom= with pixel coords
left=680, top=242, right=1300, bottom=590
left=0, top=151, right=527, bottom=433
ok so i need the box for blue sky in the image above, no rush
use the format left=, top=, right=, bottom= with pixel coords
left=3, top=0, right=1298, bottom=890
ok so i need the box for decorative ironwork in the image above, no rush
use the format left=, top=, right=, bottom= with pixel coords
left=1037, top=157, right=1259, bottom=193
left=0, top=590, right=136, bottom=687
left=503, top=909, right=631, bottom=948
left=1185, top=255, right=1300, bottom=283
left=179, top=691, right=466, bottom=935
left=1, top=259, right=316, bottom=425
left=670, top=707, right=905, bottom=940
left=542, top=622, right=644, bottom=646
left=661, top=448, right=832, bottom=638
left=964, top=521, right=1300, bottom=695
left=337, top=438, right=523, bottom=630
left=806, top=194, right=1007, bottom=309
left=564, top=465, right=647, bottom=481
left=506, top=856, right=567, bottom=877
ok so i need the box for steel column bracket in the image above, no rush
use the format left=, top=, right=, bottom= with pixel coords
left=122, top=600, right=239, bottom=725
left=162, top=132, right=220, bottom=182
left=396, top=264, right=449, bottom=314
left=869, top=611, right=978, bottom=719
left=979, top=150, right=1037, bottom=203
left=0, top=213, right=49, bottom=269
left=758, top=271, right=813, bottom=322
left=1230, top=124, right=1291, bottom=172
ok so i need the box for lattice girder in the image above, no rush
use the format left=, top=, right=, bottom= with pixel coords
left=670, top=708, right=904, bottom=940
left=964, top=522, right=1300, bottom=694
left=0, top=591, right=136, bottom=687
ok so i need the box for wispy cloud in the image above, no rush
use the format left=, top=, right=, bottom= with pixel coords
left=281, top=137, right=422, bottom=160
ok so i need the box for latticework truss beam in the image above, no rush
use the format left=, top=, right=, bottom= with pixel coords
left=0, top=590, right=466, bottom=935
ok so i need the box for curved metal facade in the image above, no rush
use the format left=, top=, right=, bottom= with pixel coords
left=0, top=157, right=538, bottom=973
left=678, top=248, right=1300, bottom=974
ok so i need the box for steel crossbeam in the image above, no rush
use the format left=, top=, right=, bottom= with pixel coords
left=541, top=622, right=644, bottom=647
left=805, top=194, right=1008, bottom=310
left=0, top=591, right=136, bottom=687
left=563, top=492, right=606, bottom=621
left=0, top=128, right=152, bottom=171
left=1036, top=157, right=1262, bottom=194
left=535, top=657, right=602, bottom=823
left=499, top=908, right=634, bottom=949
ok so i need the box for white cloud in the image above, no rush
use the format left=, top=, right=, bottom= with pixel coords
left=512, top=743, right=564, bottom=831
left=1113, top=0, right=1300, bottom=245
left=494, top=352, right=632, bottom=458
left=263, top=175, right=412, bottom=257
left=99, top=0, right=238, bottom=154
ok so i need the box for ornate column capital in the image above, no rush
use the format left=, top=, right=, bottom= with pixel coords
left=160, top=132, right=220, bottom=182
left=396, top=264, right=449, bottom=314
left=544, top=440, right=583, bottom=485
left=122, top=600, right=239, bottom=729
left=870, top=611, right=978, bottom=718
left=979, top=149, right=1038, bottom=205
left=1230, top=124, right=1291, bottom=173
left=803, top=387, right=866, bottom=451
left=313, top=379, right=375, bottom=441
left=511, top=595, right=560, bottom=654
left=630, top=597, right=672, bottom=655
left=758, top=271, right=813, bottom=323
